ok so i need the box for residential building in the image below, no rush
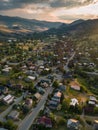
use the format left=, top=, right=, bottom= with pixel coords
left=7, top=110, right=19, bottom=120
left=37, top=116, right=52, bottom=128
left=67, top=119, right=80, bottom=130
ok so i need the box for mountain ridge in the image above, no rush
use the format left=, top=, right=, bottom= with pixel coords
left=0, top=15, right=98, bottom=41
left=40, top=18, right=98, bottom=38
left=0, top=15, right=63, bottom=33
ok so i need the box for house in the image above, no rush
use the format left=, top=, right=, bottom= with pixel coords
left=70, top=81, right=80, bottom=91
left=26, top=70, right=34, bottom=75
left=40, top=79, right=51, bottom=85
left=96, top=104, right=98, bottom=107
left=27, top=76, right=36, bottom=81
left=36, top=87, right=46, bottom=94
left=2, top=94, right=14, bottom=105
left=12, top=84, right=23, bottom=90
left=37, top=116, right=52, bottom=128
left=25, top=75, right=36, bottom=82
left=49, top=91, right=62, bottom=110
left=39, top=79, right=51, bottom=88
left=70, top=98, right=79, bottom=106
left=29, top=65, right=36, bottom=70
left=49, top=100, right=59, bottom=106
left=88, top=96, right=97, bottom=106
left=6, top=82, right=12, bottom=88
left=54, top=91, right=62, bottom=98
left=58, top=85, right=66, bottom=91
left=44, top=107, right=51, bottom=115
left=2, top=67, right=12, bottom=75
left=84, top=106, right=94, bottom=114
left=89, top=96, right=97, bottom=103
left=40, top=82, right=49, bottom=88
left=94, top=120, right=98, bottom=130
left=0, top=86, right=8, bottom=94
left=7, top=110, right=19, bottom=120
left=88, top=101, right=96, bottom=106
left=37, top=60, right=44, bottom=66
left=70, top=85, right=80, bottom=91
left=39, top=65, right=44, bottom=69
left=0, top=95, right=4, bottom=101
left=63, top=72, right=72, bottom=79
left=25, top=98, right=33, bottom=109
left=21, top=65, right=27, bottom=70
left=67, top=119, right=80, bottom=130
left=51, top=97, right=60, bottom=103
left=49, top=100, right=58, bottom=110
left=44, top=68, right=50, bottom=71
left=34, top=93, right=41, bottom=101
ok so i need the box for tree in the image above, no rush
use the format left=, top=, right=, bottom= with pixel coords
left=62, top=98, right=70, bottom=111
left=0, top=121, right=3, bottom=127
left=50, top=112, right=55, bottom=122
left=57, top=118, right=66, bottom=125
left=27, top=82, right=35, bottom=92
left=4, top=120, right=18, bottom=130
left=53, top=80, right=59, bottom=88
left=94, top=107, right=98, bottom=114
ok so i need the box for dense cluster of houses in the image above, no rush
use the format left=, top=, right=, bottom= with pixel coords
left=0, top=40, right=98, bottom=130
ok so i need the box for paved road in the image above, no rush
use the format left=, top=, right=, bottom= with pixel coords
left=80, top=114, right=98, bottom=130
left=0, top=94, right=24, bottom=122
left=85, top=72, right=98, bottom=76
left=64, top=52, right=76, bottom=72
left=18, top=87, right=53, bottom=130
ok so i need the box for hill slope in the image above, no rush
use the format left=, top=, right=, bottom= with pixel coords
left=0, top=16, right=98, bottom=41
left=0, top=15, right=62, bottom=33
left=40, top=19, right=98, bottom=39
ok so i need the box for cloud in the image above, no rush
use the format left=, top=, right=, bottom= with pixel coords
left=0, top=0, right=97, bottom=10
left=50, top=0, right=93, bottom=8
left=0, top=0, right=98, bottom=22
left=59, top=14, right=98, bottom=21
left=56, top=2, right=98, bottom=22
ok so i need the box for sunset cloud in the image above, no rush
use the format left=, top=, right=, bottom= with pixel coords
left=0, top=0, right=98, bottom=23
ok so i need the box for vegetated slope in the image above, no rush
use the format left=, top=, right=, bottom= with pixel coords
left=0, top=15, right=62, bottom=33
left=42, top=19, right=98, bottom=39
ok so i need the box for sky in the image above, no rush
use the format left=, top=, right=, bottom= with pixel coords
left=0, top=0, right=98, bottom=23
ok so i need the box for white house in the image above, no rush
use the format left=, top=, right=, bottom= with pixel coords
left=70, top=98, right=79, bottom=106
left=27, top=76, right=36, bottom=81
left=3, top=94, right=14, bottom=105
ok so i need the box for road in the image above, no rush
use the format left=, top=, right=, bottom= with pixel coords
left=0, top=94, right=24, bottom=122
left=80, top=114, right=98, bottom=130
left=85, top=72, right=98, bottom=76
left=64, top=51, right=76, bottom=72
left=18, top=87, right=53, bottom=130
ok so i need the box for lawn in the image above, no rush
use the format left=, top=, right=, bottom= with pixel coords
left=19, top=111, right=27, bottom=120
left=0, top=102, right=8, bottom=113
left=0, top=74, right=9, bottom=82
left=51, top=125, right=68, bottom=130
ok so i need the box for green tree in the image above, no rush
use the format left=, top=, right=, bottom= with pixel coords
left=53, top=80, right=59, bottom=88
left=62, top=98, right=70, bottom=111
left=4, top=120, right=18, bottom=130
left=94, top=107, right=98, bottom=114
left=0, top=121, right=3, bottom=127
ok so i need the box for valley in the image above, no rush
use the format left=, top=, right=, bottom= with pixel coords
left=0, top=15, right=98, bottom=130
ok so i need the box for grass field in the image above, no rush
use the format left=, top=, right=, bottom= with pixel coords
left=0, top=102, right=8, bottom=113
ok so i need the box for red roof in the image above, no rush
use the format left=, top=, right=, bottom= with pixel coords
left=37, top=116, right=52, bottom=127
